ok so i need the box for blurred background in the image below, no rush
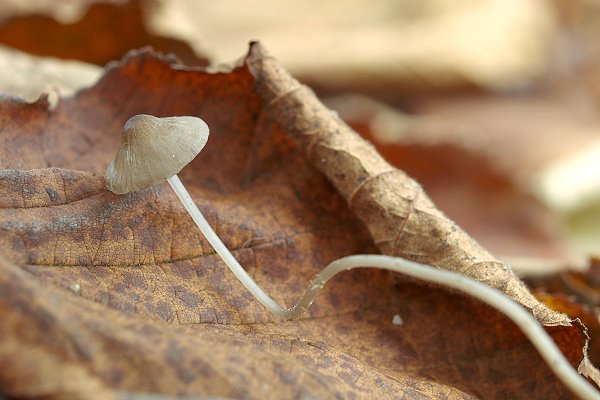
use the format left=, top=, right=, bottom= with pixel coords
left=1, top=0, right=600, bottom=352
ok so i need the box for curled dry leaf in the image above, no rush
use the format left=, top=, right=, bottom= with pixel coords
left=533, top=289, right=600, bottom=368
left=384, top=92, right=600, bottom=255
left=245, top=44, right=572, bottom=326
left=526, top=258, right=600, bottom=366
left=325, top=94, right=577, bottom=266
left=526, top=259, right=600, bottom=307
left=0, top=43, right=597, bottom=398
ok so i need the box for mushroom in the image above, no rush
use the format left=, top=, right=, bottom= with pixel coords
left=105, top=114, right=285, bottom=315
left=105, top=114, right=598, bottom=399
left=104, top=114, right=598, bottom=400
left=105, top=114, right=209, bottom=195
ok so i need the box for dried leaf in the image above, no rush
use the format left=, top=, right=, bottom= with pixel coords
left=3, top=254, right=445, bottom=399
left=246, top=44, right=574, bottom=325
left=0, top=0, right=207, bottom=66
left=325, top=95, right=578, bottom=266
left=393, top=93, right=600, bottom=256
left=0, top=44, right=596, bottom=399
left=526, top=258, right=600, bottom=307
left=533, top=290, right=600, bottom=369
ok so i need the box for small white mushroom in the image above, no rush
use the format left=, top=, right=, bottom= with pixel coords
left=105, top=114, right=285, bottom=314
left=105, top=114, right=209, bottom=194
left=104, top=114, right=598, bottom=400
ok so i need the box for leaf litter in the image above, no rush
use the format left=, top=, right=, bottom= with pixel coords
left=0, top=42, right=597, bottom=399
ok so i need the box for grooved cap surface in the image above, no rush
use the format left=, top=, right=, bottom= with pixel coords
left=105, top=114, right=209, bottom=194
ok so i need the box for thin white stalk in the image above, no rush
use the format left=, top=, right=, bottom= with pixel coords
left=167, top=175, right=598, bottom=400
left=299, top=255, right=599, bottom=400
left=167, top=175, right=284, bottom=314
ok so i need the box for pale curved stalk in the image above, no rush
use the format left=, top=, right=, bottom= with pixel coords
left=168, top=175, right=284, bottom=314
left=167, top=175, right=598, bottom=400
left=291, top=255, right=599, bottom=400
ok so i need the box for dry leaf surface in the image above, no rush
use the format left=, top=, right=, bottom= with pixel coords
left=526, top=258, right=600, bottom=366
left=0, top=0, right=207, bottom=66
left=0, top=43, right=595, bottom=399
left=325, top=95, right=577, bottom=265
left=534, top=289, right=600, bottom=368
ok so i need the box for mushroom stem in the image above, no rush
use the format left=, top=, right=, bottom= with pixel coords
left=167, top=175, right=285, bottom=314
left=285, top=255, right=598, bottom=400
left=168, top=175, right=596, bottom=400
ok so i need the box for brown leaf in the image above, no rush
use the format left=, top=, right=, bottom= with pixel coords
left=526, top=258, right=600, bottom=366
left=1, top=254, right=439, bottom=399
left=0, top=44, right=595, bottom=398
left=533, top=289, right=600, bottom=370
left=0, top=0, right=207, bottom=66
left=325, top=95, right=578, bottom=265
left=526, top=258, right=600, bottom=307
left=246, top=44, right=573, bottom=326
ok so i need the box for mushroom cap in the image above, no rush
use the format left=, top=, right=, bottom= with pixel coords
left=105, top=114, right=209, bottom=194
